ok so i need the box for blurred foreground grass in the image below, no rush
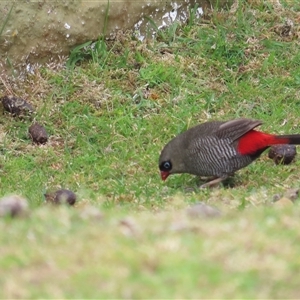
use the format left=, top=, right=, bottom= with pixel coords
left=1, top=0, right=300, bottom=298
left=1, top=204, right=300, bottom=298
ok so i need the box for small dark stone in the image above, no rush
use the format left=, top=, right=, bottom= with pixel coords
left=268, top=144, right=297, bottom=165
left=1, top=95, right=34, bottom=117
left=29, top=123, right=48, bottom=144
left=44, top=189, right=76, bottom=206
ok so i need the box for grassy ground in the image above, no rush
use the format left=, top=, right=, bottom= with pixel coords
left=1, top=0, right=300, bottom=298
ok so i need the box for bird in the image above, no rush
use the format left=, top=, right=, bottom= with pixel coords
left=159, top=118, right=300, bottom=188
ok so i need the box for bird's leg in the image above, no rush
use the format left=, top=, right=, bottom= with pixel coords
left=199, top=176, right=228, bottom=189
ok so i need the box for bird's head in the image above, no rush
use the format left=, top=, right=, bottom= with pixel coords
left=159, top=160, right=172, bottom=181
left=159, top=137, right=187, bottom=181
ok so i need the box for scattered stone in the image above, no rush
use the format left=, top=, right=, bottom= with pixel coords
left=1, top=95, right=34, bottom=117
left=79, top=205, right=103, bottom=220
left=29, top=122, right=48, bottom=144
left=272, top=193, right=282, bottom=202
left=0, top=195, right=29, bottom=217
left=119, top=217, right=140, bottom=237
left=169, top=221, right=189, bottom=232
left=186, top=202, right=221, bottom=218
left=184, top=186, right=195, bottom=193
left=44, top=189, right=76, bottom=206
left=284, top=188, right=300, bottom=202
left=274, top=18, right=294, bottom=37
left=273, top=197, right=294, bottom=208
left=268, top=144, right=297, bottom=165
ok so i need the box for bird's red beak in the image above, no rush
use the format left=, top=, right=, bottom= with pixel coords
left=160, top=171, right=170, bottom=181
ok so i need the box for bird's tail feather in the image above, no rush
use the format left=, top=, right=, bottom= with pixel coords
left=275, top=135, right=300, bottom=145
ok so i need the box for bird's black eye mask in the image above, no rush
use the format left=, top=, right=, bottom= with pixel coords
left=160, top=160, right=172, bottom=171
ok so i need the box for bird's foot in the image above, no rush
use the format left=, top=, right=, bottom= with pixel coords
left=199, top=176, right=228, bottom=189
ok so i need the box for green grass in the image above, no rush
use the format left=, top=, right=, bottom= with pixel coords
left=1, top=206, right=300, bottom=298
left=1, top=0, right=300, bottom=297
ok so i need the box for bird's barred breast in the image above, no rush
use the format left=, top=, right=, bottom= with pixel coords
left=187, top=136, right=253, bottom=177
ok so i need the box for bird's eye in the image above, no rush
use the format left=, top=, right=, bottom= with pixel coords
left=160, top=161, right=172, bottom=171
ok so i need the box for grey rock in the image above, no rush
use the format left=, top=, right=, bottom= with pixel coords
left=187, top=202, right=221, bottom=218
left=273, top=193, right=282, bottom=202
left=0, top=195, right=29, bottom=217
left=80, top=205, right=103, bottom=220
left=0, top=0, right=232, bottom=72
left=284, top=188, right=300, bottom=202
left=119, top=217, right=140, bottom=237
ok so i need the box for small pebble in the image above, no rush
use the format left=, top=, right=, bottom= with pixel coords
left=273, top=197, right=294, bottom=208
left=273, top=193, right=282, bottom=202
left=29, top=122, right=48, bottom=144
left=268, top=145, right=297, bottom=165
left=44, top=189, right=76, bottom=206
left=119, top=217, right=140, bottom=237
left=80, top=205, right=103, bottom=220
left=0, top=195, right=28, bottom=217
left=284, top=188, right=300, bottom=202
left=1, top=95, right=34, bottom=117
left=186, top=202, right=221, bottom=218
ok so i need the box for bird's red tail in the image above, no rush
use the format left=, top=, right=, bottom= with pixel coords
left=237, top=130, right=300, bottom=155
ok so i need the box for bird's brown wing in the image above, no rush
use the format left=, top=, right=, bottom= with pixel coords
left=216, top=118, right=262, bottom=141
